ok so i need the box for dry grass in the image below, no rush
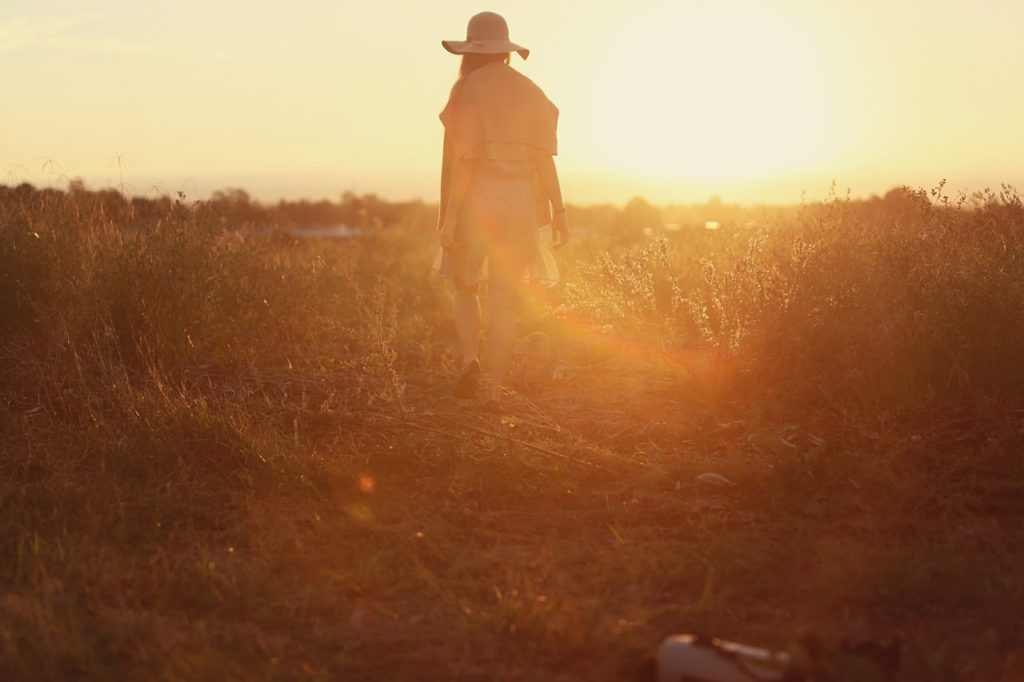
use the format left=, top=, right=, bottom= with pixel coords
left=1, top=182, right=1023, bottom=680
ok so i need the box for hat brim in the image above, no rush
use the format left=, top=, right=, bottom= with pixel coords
left=441, top=39, right=529, bottom=60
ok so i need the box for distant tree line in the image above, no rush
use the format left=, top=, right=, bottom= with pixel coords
left=1, top=179, right=938, bottom=239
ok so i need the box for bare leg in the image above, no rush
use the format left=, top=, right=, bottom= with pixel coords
left=484, top=285, right=517, bottom=402
left=451, top=287, right=481, bottom=368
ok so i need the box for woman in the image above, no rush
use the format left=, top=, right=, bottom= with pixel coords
left=435, top=11, right=569, bottom=408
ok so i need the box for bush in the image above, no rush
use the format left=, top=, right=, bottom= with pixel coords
left=559, top=184, right=1024, bottom=408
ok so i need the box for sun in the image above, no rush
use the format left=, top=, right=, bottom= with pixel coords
left=579, top=1, right=835, bottom=183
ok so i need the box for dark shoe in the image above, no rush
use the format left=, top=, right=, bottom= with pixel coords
left=453, top=359, right=480, bottom=399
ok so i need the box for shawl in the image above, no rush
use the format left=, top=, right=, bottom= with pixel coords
left=440, top=62, right=559, bottom=161
left=439, top=62, right=559, bottom=228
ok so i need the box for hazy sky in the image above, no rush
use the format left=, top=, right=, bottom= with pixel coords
left=3, top=0, right=1023, bottom=205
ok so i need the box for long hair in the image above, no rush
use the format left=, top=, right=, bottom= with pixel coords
left=459, top=52, right=510, bottom=80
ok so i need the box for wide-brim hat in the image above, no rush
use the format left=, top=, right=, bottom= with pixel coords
left=442, top=11, right=529, bottom=60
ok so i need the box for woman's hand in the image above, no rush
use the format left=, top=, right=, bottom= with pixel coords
left=551, top=210, right=569, bottom=249
left=439, top=219, right=461, bottom=251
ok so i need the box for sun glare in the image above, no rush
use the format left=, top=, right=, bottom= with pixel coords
left=581, top=2, right=833, bottom=183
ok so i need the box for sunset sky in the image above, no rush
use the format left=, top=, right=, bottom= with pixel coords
left=3, top=0, right=1023, bottom=205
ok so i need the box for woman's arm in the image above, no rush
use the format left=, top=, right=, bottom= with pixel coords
left=532, top=155, right=564, bottom=211
left=439, top=154, right=475, bottom=248
left=532, top=155, right=569, bottom=248
left=437, top=134, right=452, bottom=231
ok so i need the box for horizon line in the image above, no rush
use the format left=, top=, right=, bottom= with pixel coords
left=7, top=171, right=1021, bottom=209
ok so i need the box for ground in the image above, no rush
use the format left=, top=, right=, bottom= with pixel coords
left=2, top=187, right=1023, bottom=680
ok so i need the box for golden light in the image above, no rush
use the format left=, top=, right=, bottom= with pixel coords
left=580, top=1, right=834, bottom=183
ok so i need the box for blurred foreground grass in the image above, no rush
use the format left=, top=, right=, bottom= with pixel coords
left=1, top=182, right=1023, bottom=680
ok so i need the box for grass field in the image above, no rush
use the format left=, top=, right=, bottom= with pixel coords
left=2, top=182, right=1023, bottom=680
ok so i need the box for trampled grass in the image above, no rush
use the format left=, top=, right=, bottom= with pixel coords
left=1, top=182, right=1023, bottom=680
